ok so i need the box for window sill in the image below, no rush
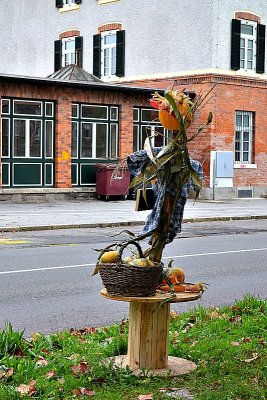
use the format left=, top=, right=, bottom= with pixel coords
left=234, top=163, right=257, bottom=169
left=59, top=4, right=80, bottom=12
left=100, top=75, right=120, bottom=82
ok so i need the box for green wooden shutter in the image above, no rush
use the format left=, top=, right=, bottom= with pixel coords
left=75, top=0, right=82, bottom=3
left=75, top=36, right=83, bottom=68
left=231, top=19, right=241, bottom=70
left=93, top=34, right=101, bottom=78
left=56, top=0, right=63, bottom=8
left=116, top=30, right=125, bottom=77
left=54, top=40, right=62, bottom=72
left=256, top=24, right=265, bottom=73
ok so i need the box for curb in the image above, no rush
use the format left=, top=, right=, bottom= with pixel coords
left=0, top=215, right=267, bottom=233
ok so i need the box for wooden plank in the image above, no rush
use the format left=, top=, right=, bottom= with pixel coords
left=100, top=288, right=202, bottom=303
left=127, top=302, right=141, bottom=367
left=154, top=302, right=170, bottom=369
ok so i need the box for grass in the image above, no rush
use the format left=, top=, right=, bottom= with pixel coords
left=0, top=295, right=266, bottom=399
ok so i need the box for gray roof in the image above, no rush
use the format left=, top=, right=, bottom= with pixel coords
left=48, top=65, right=102, bottom=82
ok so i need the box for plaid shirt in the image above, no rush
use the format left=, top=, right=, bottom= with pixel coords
left=127, top=148, right=204, bottom=244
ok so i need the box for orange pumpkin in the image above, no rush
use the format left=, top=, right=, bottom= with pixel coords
left=169, top=268, right=185, bottom=284
left=159, top=110, right=179, bottom=130
left=159, top=103, right=192, bottom=131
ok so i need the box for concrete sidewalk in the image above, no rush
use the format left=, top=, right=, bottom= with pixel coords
left=0, top=198, right=266, bottom=232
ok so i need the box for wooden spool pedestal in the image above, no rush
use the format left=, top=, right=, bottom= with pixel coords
left=101, top=289, right=202, bottom=376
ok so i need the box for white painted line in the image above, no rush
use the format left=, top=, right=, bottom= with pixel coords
left=1, top=246, right=267, bottom=275
left=0, top=263, right=93, bottom=275
left=163, top=247, right=267, bottom=259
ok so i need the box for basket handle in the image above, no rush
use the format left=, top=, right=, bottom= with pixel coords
left=117, top=241, right=144, bottom=267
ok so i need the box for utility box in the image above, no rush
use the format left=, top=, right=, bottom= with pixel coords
left=215, top=151, right=234, bottom=178
left=95, top=164, right=130, bottom=201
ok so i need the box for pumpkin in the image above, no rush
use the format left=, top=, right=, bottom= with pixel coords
left=159, top=103, right=192, bottom=131
left=159, top=110, right=179, bottom=130
left=168, top=267, right=185, bottom=284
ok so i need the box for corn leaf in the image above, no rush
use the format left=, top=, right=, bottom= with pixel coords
left=144, top=137, right=157, bottom=165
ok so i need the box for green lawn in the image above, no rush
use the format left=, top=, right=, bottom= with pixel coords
left=0, top=295, right=266, bottom=399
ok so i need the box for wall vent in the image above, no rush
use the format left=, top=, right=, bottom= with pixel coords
left=238, top=189, right=253, bottom=198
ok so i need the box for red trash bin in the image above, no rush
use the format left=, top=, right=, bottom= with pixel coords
left=95, top=164, right=130, bottom=201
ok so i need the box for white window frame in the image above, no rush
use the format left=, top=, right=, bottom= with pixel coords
left=13, top=118, right=42, bottom=159
left=62, top=37, right=76, bottom=67
left=235, top=111, right=253, bottom=164
left=63, top=0, right=75, bottom=6
left=80, top=122, right=108, bottom=159
left=240, top=20, right=257, bottom=71
left=101, top=30, right=117, bottom=78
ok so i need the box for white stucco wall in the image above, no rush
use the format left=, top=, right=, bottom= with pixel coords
left=0, top=0, right=266, bottom=79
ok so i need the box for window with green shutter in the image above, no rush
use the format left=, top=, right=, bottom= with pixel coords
left=54, top=36, right=83, bottom=71
left=231, top=18, right=265, bottom=73
left=93, top=30, right=125, bottom=78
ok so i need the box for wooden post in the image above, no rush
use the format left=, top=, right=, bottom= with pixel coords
left=127, top=301, right=170, bottom=369
left=100, top=289, right=200, bottom=375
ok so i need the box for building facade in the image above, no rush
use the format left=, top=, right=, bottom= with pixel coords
left=0, top=0, right=267, bottom=198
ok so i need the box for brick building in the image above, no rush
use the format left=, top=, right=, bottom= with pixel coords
left=0, top=0, right=267, bottom=198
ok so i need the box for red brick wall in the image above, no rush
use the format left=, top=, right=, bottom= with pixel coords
left=0, top=80, right=150, bottom=189
left=122, top=74, right=267, bottom=189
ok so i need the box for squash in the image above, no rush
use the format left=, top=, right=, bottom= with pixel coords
left=159, top=103, right=192, bottom=131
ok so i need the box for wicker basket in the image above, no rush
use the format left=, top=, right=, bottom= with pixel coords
left=98, top=242, right=163, bottom=297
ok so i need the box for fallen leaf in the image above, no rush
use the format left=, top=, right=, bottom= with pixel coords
left=46, top=370, right=56, bottom=379
left=242, top=337, right=251, bottom=343
left=71, top=361, right=88, bottom=376
left=16, top=380, right=36, bottom=396
left=72, top=388, right=95, bottom=396
left=35, top=356, right=48, bottom=367
left=0, top=367, right=14, bottom=380
left=70, top=327, right=96, bottom=336
left=229, top=316, right=242, bottom=324
left=138, top=395, right=153, bottom=400
left=209, top=309, right=227, bottom=320
left=231, top=341, right=240, bottom=347
left=243, top=353, right=259, bottom=363
left=92, top=377, right=105, bottom=384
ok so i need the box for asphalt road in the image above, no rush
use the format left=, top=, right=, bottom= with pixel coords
left=0, top=219, right=266, bottom=336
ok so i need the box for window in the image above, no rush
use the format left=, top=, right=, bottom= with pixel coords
left=133, top=107, right=172, bottom=152
left=72, top=103, right=119, bottom=160
left=93, top=30, right=125, bottom=78
left=56, top=0, right=81, bottom=8
left=102, top=31, right=117, bottom=77
left=63, top=0, right=75, bottom=5
left=54, top=36, right=83, bottom=71
left=235, top=111, right=254, bottom=164
left=231, top=19, right=266, bottom=73
left=240, top=20, right=257, bottom=70
left=71, top=103, right=119, bottom=186
left=1, top=98, right=55, bottom=187
left=62, top=37, right=76, bottom=66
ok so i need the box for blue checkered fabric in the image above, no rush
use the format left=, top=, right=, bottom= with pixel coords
left=127, top=148, right=204, bottom=244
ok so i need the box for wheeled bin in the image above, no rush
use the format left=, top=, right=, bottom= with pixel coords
left=95, top=163, right=130, bottom=201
